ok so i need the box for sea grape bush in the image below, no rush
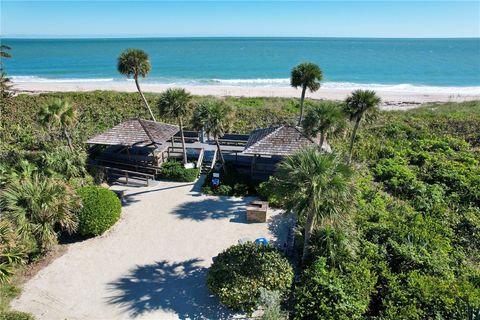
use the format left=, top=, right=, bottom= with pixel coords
left=159, top=161, right=199, bottom=182
left=207, top=243, right=294, bottom=313
left=76, top=186, right=121, bottom=236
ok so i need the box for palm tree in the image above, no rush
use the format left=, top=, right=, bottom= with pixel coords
left=158, top=88, right=192, bottom=165
left=290, top=62, right=323, bottom=126
left=0, top=45, right=12, bottom=99
left=302, top=101, right=345, bottom=149
left=191, top=101, right=210, bottom=142
left=117, top=48, right=156, bottom=121
left=38, top=99, right=77, bottom=152
left=272, top=148, right=352, bottom=262
left=0, top=45, right=11, bottom=58
left=191, top=101, right=232, bottom=174
left=0, top=175, right=80, bottom=252
left=343, top=90, right=381, bottom=163
left=0, top=219, right=27, bottom=283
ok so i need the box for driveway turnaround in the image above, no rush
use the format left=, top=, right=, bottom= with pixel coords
left=12, top=177, right=292, bottom=320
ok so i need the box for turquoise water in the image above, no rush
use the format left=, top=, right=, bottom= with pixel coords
left=2, top=37, right=480, bottom=90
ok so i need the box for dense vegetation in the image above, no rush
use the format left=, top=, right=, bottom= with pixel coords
left=76, top=186, right=122, bottom=237
left=0, top=89, right=479, bottom=318
left=207, top=243, right=294, bottom=314
left=285, top=102, right=480, bottom=319
left=158, top=161, right=200, bottom=182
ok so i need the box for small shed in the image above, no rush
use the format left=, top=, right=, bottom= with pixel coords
left=87, top=119, right=179, bottom=167
left=242, top=125, right=327, bottom=179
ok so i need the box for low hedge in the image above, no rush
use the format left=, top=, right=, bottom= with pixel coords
left=207, top=243, right=294, bottom=314
left=76, top=186, right=121, bottom=237
left=159, top=161, right=199, bottom=182
left=0, top=311, right=36, bottom=320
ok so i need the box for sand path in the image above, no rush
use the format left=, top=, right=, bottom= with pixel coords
left=12, top=177, right=291, bottom=320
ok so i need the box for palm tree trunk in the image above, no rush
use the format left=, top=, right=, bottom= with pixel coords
left=215, top=138, right=228, bottom=174
left=179, top=118, right=188, bottom=165
left=134, top=76, right=156, bottom=122
left=63, top=128, right=74, bottom=152
left=348, top=117, right=361, bottom=164
left=302, top=209, right=316, bottom=262
left=297, top=86, right=307, bottom=126
left=319, top=131, right=325, bottom=150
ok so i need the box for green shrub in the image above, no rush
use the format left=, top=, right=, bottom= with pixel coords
left=201, top=163, right=255, bottom=196
left=159, top=161, right=199, bottom=182
left=207, top=243, right=294, bottom=313
left=0, top=311, right=36, bottom=320
left=294, top=258, right=376, bottom=320
left=256, top=177, right=284, bottom=207
left=76, top=186, right=121, bottom=237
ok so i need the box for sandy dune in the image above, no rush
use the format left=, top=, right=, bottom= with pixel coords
left=12, top=177, right=291, bottom=320
left=13, top=81, right=480, bottom=110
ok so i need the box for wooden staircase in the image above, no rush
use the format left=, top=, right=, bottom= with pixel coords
left=201, top=149, right=217, bottom=174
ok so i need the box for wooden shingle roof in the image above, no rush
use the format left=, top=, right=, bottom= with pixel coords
left=87, top=119, right=179, bottom=147
left=243, top=125, right=316, bottom=156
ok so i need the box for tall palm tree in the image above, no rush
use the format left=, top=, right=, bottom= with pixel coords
left=302, top=101, right=345, bottom=149
left=191, top=101, right=232, bottom=174
left=38, top=99, right=78, bottom=152
left=205, top=101, right=233, bottom=174
left=343, top=90, right=381, bottom=163
left=290, top=62, right=323, bottom=126
left=158, top=88, right=192, bottom=165
left=272, top=148, right=352, bottom=262
left=117, top=48, right=156, bottom=121
left=0, top=175, right=80, bottom=252
left=38, top=99, right=77, bottom=151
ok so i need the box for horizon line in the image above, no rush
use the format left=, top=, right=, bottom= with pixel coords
left=2, top=35, right=480, bottom=40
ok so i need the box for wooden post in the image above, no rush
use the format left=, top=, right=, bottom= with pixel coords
left=126, top=172, right=129, bottom=184
left=251, top=155, right=256, bottom=178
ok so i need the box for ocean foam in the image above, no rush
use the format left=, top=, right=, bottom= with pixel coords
left=10, top=76, right=115, bottom=83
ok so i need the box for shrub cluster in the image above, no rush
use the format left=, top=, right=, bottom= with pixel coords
left=0, top=311, right=36, bottom=320
left=201, top=163, right=255, bottom=197
left=207, top=243, right=294, bottom=313
left=158, top=161, right=199, bottom=182
left=76, top=186, right=121, bottom=237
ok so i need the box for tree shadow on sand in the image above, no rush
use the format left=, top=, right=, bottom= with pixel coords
left=106, top=258, right=235, bottom=319
left=170, top=197, right=252, bottom=222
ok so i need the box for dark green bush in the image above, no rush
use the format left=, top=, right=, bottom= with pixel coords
left=159, top=161, right=199, bottom=182
left=201, top=163, right=256, bottom=196
left=294, top=258, right=376, bottom=320
left=0, top=311, right=36, bottom=320
left=76, top=186, right=121, bottom=237
left=207, top=243, right=294, bottom=313
left=256, top=177, right=284, bottom=207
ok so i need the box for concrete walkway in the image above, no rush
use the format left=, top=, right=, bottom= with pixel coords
left=12, top=177, right=292, bottom=320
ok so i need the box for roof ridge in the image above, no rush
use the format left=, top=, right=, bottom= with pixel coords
left=137, top=118, right=157, bottom=145
left=292, top=125, right=316, bottom=144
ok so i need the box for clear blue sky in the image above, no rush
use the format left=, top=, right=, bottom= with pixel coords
left=1, top=1, right=479, bottom=38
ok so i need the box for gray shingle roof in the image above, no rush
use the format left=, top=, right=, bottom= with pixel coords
left=87, top=119, right=179, bottom=147
left=243, top=125, right=316, bottom=156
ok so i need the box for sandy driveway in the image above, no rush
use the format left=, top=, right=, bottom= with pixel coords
left=11, top=177, right=292, bottom=320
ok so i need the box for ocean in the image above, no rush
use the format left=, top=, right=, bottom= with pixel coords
left=2, top=37, right=480, bottom=93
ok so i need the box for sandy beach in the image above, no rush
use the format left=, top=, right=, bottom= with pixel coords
left=13, top=81, right=480, bottom=110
